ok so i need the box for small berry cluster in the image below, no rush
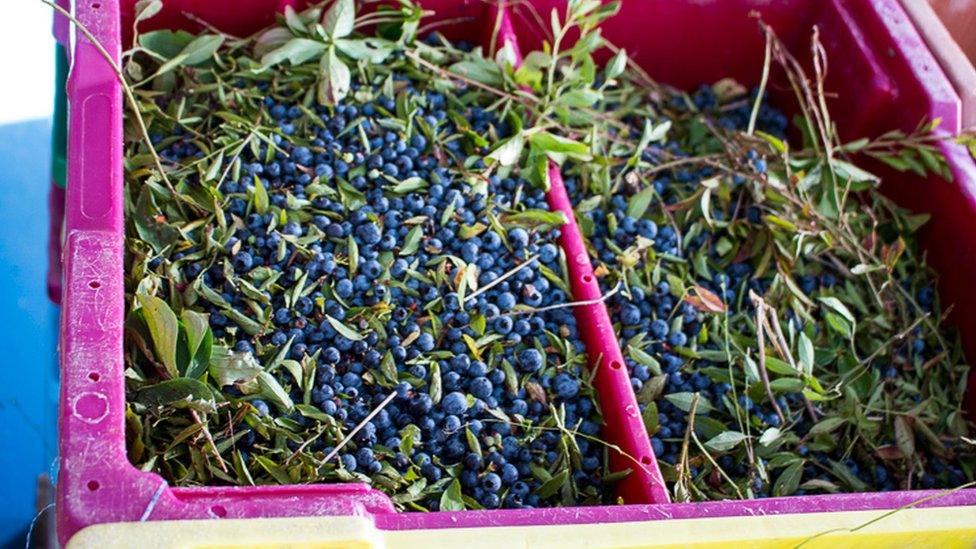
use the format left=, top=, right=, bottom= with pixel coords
left=566, top=85, right=971, bottom=498
left=138, top=73, right=607, bottom=509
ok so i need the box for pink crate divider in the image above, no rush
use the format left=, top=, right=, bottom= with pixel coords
left=58, top=0, right=976, bottom=545
left=495, top=12, right=668, bottom=505
left=544, top=163, right=669, bottom=505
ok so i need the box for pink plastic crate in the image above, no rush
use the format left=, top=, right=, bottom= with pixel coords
left=57, top=0, right=976, bottom=544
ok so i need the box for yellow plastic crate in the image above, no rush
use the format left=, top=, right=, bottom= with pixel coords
left=67, top=505, right=976, bottom=548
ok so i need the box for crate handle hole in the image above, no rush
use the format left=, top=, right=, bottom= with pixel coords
left=581, top=274, right=593, bottom=283
left=641, top=456, right=653, bottom=465
left=89, top=280, right=101, bottom=289
left=91, top=2, right=101, bottom=8
left=610, top=360, right=622, bottom=370
left=89, top=372, right=100, bottom=382
left=87, top=480, right=100, bottom=491
left=211, top=505, right=227, bottom=517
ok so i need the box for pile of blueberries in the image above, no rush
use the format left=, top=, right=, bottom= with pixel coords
left=565, top=86, right=968, bottom=496
left=155, top=79, right=608, bottom=509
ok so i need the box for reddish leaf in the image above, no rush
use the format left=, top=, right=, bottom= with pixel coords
left=684, top=285, right=726, bottom=313
left=524, top=382, right=548, bottom=405
left=875, top=446, right=905, bottom=460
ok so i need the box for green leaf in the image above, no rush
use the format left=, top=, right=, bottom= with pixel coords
left=626, top=186, right=654, bottom=219
left=487, top=132, right=525, bottom=167
left=756, top=130, right=787, bottom=154
left=502, top=209, right=567, bottom=227
left=529, top=131, right=592, bottom=161
left=559, top=89, right=602, bottom=108
left=400, top=225, right=423, bottom=255
left=335, top=38, right=395, bottom=63
left=346, top=234, right=359, bottom=276
left=824, top=312, right=853, bottom=338
left=628, top=346, right=662, bottom=376
left=256, top=371, right=295, bottom=412
left=770, top=377, right=806, bottom=393
left=809, top=416, right=846, bottom=435
left=465, top=427, right=482, bottom=457
left=209, top=346, right=263, bottom=386
left=380, top=351, right=398, bottom=384
left=818, top=296, right=855, bottom=325
left=704, top=431, right=747, bottom=452
left=641, top=400, right=660, bottom=434
left=137, top=294, right=180, bottom=378
left=449, top=59, right=503, bottom=86
left=134, top=0, right=163, bottom=24
left=135, top=378, right=215, bottom=413
left=155, top=34, right=224, bottom=75
left=260, top=38, right=326, bottom=69
left=253, top=176, right=270, bottom=214
left=764, top=356, right=796, bottom=376
left=318, top=46, right=351, bottom=105
left=773, top=460, right=804, bottom=497
left=894, top=416, right=916, bottom=459
left=828, top=459, right=869, bottom=491
left=917, top=146, right=943, bottom=176
left=139, top=29, right=195, bottom=58
left=325, top=315, right=364, bottom=341
left=133, top=186, right=180, bottom=253
left=664, top=392, right=714, bottom=414
left=254, top=27, right=294, bottom=58
left=400, top=424, right=420, bottom=456
left=647, top=120, right=672, bottom=143
left=627, top=119, right=655, bottom=167
left=181, top=310, right=212, bottom=379
left=439, top=478, right=465, bottom=511
left=636, top=375, right=667, bottom=405
left=255, top=455, right=293, bottom=484
left=537, top=469, right=569, bottom=498
left=605, top=48, right=627, bottom=80
left=389, top=177, right=428, bottom=194
left=282, top=5, right=306, bottom=34
left=830, top=159, right=879, bottom=184
left=797, top=332, right=814, bottom=376
left=758, top=427, right=782, bottom=446
left=204, top=149, right=224, bottom=182
left=323, top=0, right=355, bottom=39
left=428, top=361, right=442, bottom=403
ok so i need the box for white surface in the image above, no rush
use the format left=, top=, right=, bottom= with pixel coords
left=0, top=1, right=56, bottom=124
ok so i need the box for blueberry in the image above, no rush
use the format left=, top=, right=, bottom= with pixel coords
left=482, top=472, right=502, bottom=492
left=469, top=377, right=493, bottom=399
left=553, top=373, right=579, bottom=399
left=650, top=319, right=669, bottom=339
left=508, top=228, right=529, bottom=249
left=233, top=252, right=254, bottom=272
left=273, top=307, right=291, bottom=325
left=518, top=349, right=544, bottom=372
left=251, top=399, right=270, bottom=417
left=442, top=391, right=468, bottom=416
left=416, top=332, right=435, bottom=352
left=668, top=331, right=687, bottom=347
left=620, top=305, right=641, bottom=326
left=336, top=279, right=354, bottom=298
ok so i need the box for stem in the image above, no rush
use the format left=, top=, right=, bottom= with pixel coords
left=750, top=292, right=787, bottom=425
left=319, top=391, right=397, bottom=466
left=41, top=0, right=198, bottom=214
left=190, top=410, right=228, bottom=472
left=747, top=31, right=772, bottom=135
